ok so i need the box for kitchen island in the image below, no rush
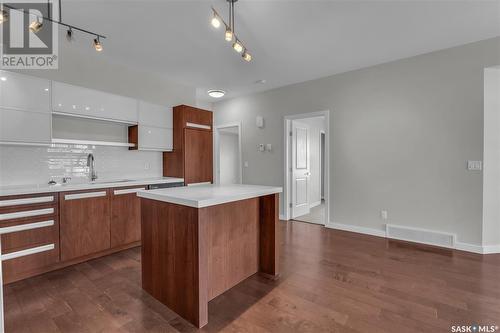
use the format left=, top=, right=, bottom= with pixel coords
left=137, top=184, right=282, bottom=328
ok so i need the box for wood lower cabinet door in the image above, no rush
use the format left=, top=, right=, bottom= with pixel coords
left=59, top=190, right=111, bottom=261
left=110, top=187, right=144, bottom=247
left=184, top=128, right=213, bottom=184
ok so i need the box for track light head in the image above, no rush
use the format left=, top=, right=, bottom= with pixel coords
left=225, top=28, right=233, bottom=42
left=93, top=37, right=103, bottom=52
left=66, top=28, right=73, bottom=41
left=242, top=50, right=252, bottom=62
left=0, top=9, right=8, bottom=24
left=232, top=40, right=243, bottom=53
left=29, top=18, right=42, bottom=33
left=211, top=12, right=221, bottom=28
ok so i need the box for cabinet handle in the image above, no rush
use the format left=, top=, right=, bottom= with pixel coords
left=113, top=188, right=145, bottom=195
left=0, top=220, right=54, bottom=235
left=0, top=196, right=54, bottom=208
left=64, top=191, right=107, bottom=201
left=186, top=122, right=211, bottom=130
left=1, top=244, right=55, bottom=261
left=0, top=208, right=54, bottom=221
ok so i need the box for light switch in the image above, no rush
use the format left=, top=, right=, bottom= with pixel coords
left=467, top=160, right=482, bottom=171
left=258, top=144, right=265, bottom=152
left=256, top=116, right=264, bottom=128
left=266, top=144, right=272, bottom=152
left=244, top=161, right=249, bottom=168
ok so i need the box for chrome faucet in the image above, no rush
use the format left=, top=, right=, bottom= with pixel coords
left=87, top=153, right=98, bottom=181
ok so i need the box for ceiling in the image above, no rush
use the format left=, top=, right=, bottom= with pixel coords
left=59, top=0, right=500, bottom=101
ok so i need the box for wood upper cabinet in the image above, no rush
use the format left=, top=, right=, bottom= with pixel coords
left=110, top=186, right=144, bottom=247
left=59, top=189, right=111, bottom=261
left=163, top=105, right=213, bottom=184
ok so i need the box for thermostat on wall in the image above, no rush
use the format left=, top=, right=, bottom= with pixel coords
left=256, top=116, right=264, bottom=128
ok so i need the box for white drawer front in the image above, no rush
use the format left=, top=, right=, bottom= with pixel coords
left=64, top=191, right=107, bottom=201
left=0, top=108, right=52, bottom=144
left=0, top=208, right=54, bottom=221
left=0, top=196, right=54, bottom=208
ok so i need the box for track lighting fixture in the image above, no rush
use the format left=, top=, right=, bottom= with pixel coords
left=94, top=37, right=103, bottom=52
left=66, top=27, right=73, bottom=41
left=211, top=12, right=221, bottom=28
left=242, top=50, right=252, bottom=62
left=0, top=9, right=8, bottom=24
left=2, top=1, right=106, bottom=51
left=225, top=28, right=233, bottom=42
left=232, top=40, right=243, bottom=53
left=29, top=18, right=43, bottom=33
left=210, top=0, right=252, bottom=62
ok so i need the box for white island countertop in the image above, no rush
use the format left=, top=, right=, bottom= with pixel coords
left=137, top=184, right=282, bottom=208
left=0, top=177, right=184, bottom=196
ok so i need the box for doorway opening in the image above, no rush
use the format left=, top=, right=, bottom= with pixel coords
left=283, top=111, right=330, bottom=226
left=215, top=122, right=242, bottom=185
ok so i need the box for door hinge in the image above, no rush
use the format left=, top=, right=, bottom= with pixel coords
left=289, top=131, right=293, bottom=136
left=289, top=202, right=293, bottom=208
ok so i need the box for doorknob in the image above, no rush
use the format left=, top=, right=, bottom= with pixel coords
left=304, top=172, right=311, bottom=176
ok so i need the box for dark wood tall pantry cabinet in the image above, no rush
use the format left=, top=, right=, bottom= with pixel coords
left=163, top=105, right=213, bottom=185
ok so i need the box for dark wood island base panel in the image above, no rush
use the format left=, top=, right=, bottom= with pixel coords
left=140, top=193, right=280, bottom=328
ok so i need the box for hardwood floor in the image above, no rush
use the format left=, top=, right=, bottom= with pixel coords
left=5, top=220, right=500, bottom=333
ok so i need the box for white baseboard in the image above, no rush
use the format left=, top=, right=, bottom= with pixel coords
left=310, top=201, right=322, bottom=208
left=327, top=222, right=386, bottom=238
left=327, top=222, right=500, bottom=255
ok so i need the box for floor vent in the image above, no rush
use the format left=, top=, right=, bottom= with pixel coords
left=386, top=224, right=455, bottom=248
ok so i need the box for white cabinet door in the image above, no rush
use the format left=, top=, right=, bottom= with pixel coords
left=138, top=126, right=172, bottom=151
left=138, top=101, right=173, bottom=128
left=0, top=108, right=51, bottom=144
left=0, top=70, right=50, bottom=113
left=52, top=82, right=138, bottom=123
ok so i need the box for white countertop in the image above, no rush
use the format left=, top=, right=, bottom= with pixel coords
left=137, top=184, right=282, bottom=208
left=0, top=177, right=184, bottom=196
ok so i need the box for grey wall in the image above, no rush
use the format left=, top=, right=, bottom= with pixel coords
left=214, top=37, right=500, bottom=246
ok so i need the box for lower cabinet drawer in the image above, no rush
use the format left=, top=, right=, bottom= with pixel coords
left=2, top=246, right=60, bottom=283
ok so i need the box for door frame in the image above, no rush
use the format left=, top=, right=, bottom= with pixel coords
left=283, top=110, right=330, bottom=225
left=214, top=122, right=243, bottom=184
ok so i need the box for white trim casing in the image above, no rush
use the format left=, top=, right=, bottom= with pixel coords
left=186, top=122, right=211, bottom=130
left=64, top=191, right=107, bottom=201
left=113, top=188, right=146, bottom=195
left=284, top=110, right=330, bottom=225
left=0, top=196, right=54, bottom=207
left=214, top=122, right=243, bottom=185
left=0, top=208, right=54, bottom=221
left=0, top=220, right=54, bottom=235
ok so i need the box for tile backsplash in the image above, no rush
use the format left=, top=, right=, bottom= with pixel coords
left=0, top=144, right=163, bottom=186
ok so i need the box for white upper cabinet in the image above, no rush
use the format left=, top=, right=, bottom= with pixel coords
left=138, top=101, right=173, bottom=128
left=52, top=82, right=138, bottom=123
left=137, top=126, right=173, bottom=151
left=0, top=70, right=50, bottom=113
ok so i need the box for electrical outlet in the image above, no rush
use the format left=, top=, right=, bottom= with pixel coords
left=144, top=162, right=151, bottom=170
left=380, top=210, right=388, bottom=220
left=244, top=161, right=249, bottom=168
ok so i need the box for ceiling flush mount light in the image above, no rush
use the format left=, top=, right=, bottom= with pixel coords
left=210, top=0, right=252, bottom=62
left=3, top=0, right=106, bottom=52
left=208, top=90, right=226, bottom=98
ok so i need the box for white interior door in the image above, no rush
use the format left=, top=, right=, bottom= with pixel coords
left=291, top=121, right=311, bottom=218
